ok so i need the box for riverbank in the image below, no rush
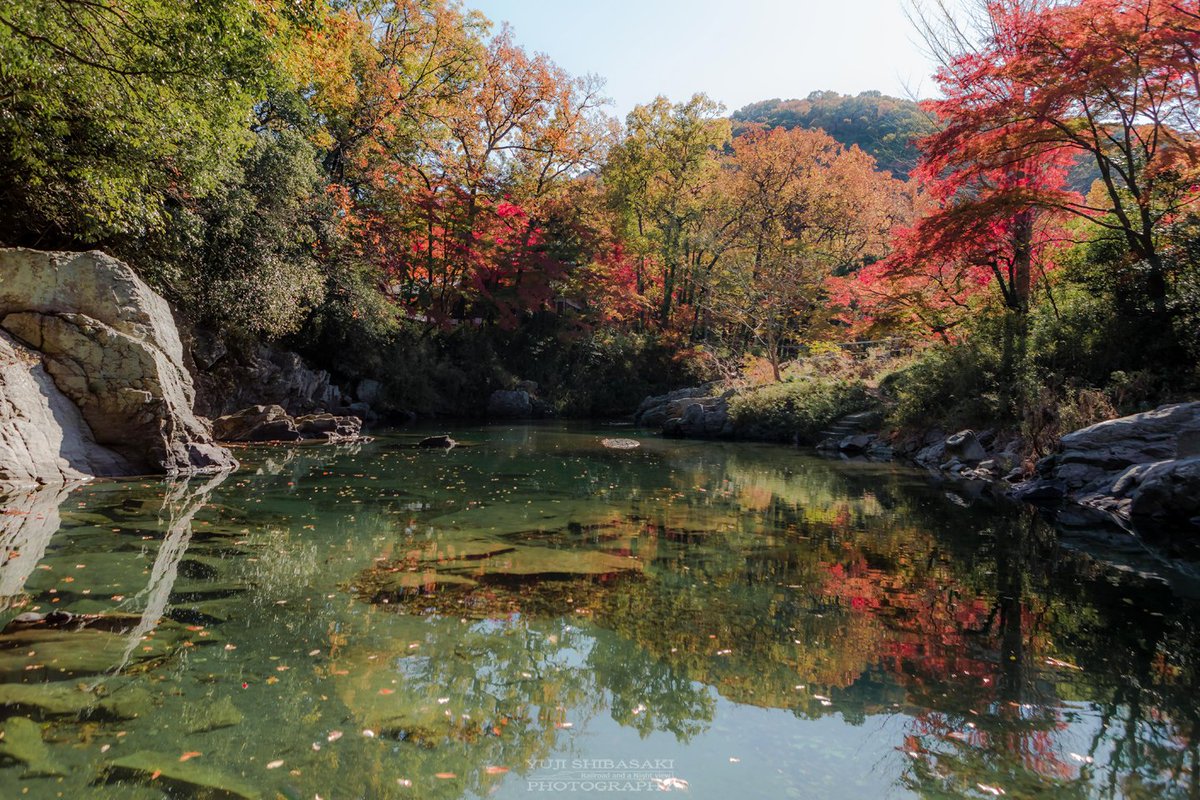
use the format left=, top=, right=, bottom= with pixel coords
left=634, top=382, right=1200, bottom=536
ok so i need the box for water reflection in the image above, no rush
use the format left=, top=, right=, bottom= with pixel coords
left=114, top=472, right=228, bottom=674
left=0, top=426, right=1195, bottom=799
left=0, top=482, right=76, bottom=610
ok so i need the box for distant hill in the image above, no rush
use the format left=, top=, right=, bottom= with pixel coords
left=731, top=91, right=934, bottom=178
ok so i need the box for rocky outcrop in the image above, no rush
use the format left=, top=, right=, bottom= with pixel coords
left=1015, top=402, right=1200, bottom=529
left=486, top=381, right=552, bottom=420
left=191, top=331, right=350, bottom=419
left=0, top=249, right=236, bottom=484
left=635, top=385, right=733, bottom=438
left=899, top=427, right=1025, bottom=482
left=487, top=390, right=533, bottom=420
left=212, top=405, right=363, bottom=443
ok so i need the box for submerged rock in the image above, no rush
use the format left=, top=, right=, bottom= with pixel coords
left=184, top=695, right=245, bottom=734
left=601, top=437, right=641, bottom=450
left=0, top=612, right=197, bottom=680
left=102, top=751, right=262, bottom=800
left=0, top=248, right=237, bottom=482
left=0, top=716, right=65, bottom=777
left=357, top=536, right=643, bottom=617
left=434, top=545, right=641, bottom=580
left=0, top=681, right=151, bottom=720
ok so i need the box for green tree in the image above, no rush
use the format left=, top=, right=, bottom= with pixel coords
left=0, top=0, right=275, bottom=245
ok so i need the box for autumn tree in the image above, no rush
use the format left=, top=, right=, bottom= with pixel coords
left=912, top=0, right=1200, bottom=326
left=603, top=95, right=731, bottom=329
left=708, top=127, right=904, bottom=379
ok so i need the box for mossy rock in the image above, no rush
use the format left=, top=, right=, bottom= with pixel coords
left=0, top=716, right=65, bottom=777
left=0, top=681, right=153, bottom=720
left=102, top=751, right=262, bottom=800
left=437, top=545, right=641, bottom=581
left=0, top=613, right=197, bottom=680
left=184, top=694, right=245, bottom=734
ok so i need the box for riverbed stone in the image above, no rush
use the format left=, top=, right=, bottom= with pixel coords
left=0, top=716, right=65, bottom=777
left=103, top=751, right=262, bottom=800
left=212, top=404, right=362, bottom=443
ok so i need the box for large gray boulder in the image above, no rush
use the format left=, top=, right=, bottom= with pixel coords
left=0, top=248, right=237, bottom=483
left=944, top=430, right=988, bottom=465
left=0, top=331, right=132, bottom=486
left=637, top=385, right=733, bottom=439
left=1016, top=402, right=1200, bottom=529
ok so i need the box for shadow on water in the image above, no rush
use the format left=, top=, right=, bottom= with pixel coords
left=0, top=424, right=1196, bottom=798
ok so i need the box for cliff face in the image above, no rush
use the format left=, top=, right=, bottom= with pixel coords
left=0, top=248, right=237, bottom=486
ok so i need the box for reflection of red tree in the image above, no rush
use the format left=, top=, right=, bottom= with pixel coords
left=818, top=551, right=1079, bottom=786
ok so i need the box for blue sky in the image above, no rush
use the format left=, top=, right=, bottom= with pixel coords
left=465, top=0, right=952, bottom=119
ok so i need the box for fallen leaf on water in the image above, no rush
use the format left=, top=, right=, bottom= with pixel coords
left=266, top=760, right=284, bottom=769
left=1045, top=657, right=1082, bottom=671
left=179, top=752, right=202, bottom=762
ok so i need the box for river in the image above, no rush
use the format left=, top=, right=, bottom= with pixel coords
left=0, top=423, right=1196, bottom=799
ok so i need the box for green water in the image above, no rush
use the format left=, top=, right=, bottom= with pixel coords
left=1, top=423, right=1198, bottom=799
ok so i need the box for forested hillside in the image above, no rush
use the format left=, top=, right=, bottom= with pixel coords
left=0, top=0, right=1196, bottom=438
left=731, top=91, right=933, bottom=177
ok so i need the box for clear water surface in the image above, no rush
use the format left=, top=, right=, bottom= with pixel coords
left=0, top=423, right=1197, bottom=799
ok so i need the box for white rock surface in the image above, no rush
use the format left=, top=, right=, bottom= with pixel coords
left=0, top=248, right=236, bottom=482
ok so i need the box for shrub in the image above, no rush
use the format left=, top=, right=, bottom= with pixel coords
left=730, top=378, right=873, bottom=443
